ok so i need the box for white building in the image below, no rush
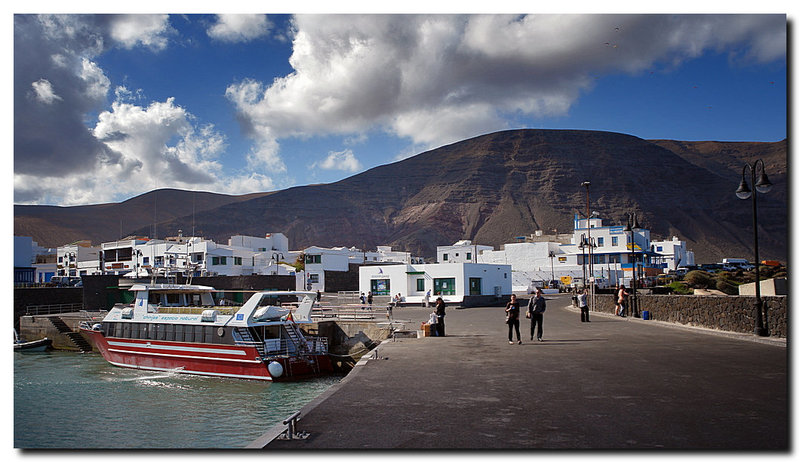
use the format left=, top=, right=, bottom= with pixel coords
left=78, top=233, right=297, bottom=278
left=57, top=240, right=103, bottom=277
left=358, top=262, right=512, bottom=306
left=302, top=245, right=422, bottom=292
left=451, top=214, right=693, bottom=290
left=437, top=240, right=494, bottom=264
left=650, top=236, right=695, bottom=271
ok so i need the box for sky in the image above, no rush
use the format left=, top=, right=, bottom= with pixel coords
left=11, top=8, right=789, bottom=207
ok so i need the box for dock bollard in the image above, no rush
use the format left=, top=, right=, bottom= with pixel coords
left=278, top=411, right=309, bottom=440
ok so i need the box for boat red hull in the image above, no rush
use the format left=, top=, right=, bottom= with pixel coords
left=81, top=328, right=333, bottom=381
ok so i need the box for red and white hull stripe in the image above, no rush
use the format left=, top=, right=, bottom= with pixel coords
left=81, top=329, right=331, bottom=381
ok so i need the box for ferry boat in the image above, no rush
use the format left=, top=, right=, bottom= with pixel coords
left=80, top=284, right=332, bottom=381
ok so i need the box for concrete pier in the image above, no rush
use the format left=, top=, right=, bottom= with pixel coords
left=259, top=294, right=788, bottom=449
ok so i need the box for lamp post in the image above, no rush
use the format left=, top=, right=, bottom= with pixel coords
left=581, top=181, right=593, bottom=286
left=623, top=213, right=641, bottom=318
left=548, top=251, right=556, bottom=287
left=579, top=234, right=588, bottom=289
left=736, top=159, right=772, bottom=336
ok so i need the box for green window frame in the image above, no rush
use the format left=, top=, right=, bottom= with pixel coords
left=371, top=279, right=390, bottom=295
left=434, top=278, right=456, bottom=296
left=416, top=278, right=425, bottom=292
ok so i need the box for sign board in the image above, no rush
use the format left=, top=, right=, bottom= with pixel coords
left=560, top=276, right=572, bottom=285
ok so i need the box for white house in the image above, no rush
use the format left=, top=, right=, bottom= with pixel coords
left=302, top=245, right=422, bottom=292
left=437, top=240, right=494, bottom=264
left=358, top=262, right=512, bottom=306
left=461, top=214, right=692, bottom=289
left=650, top=236, right=695, bottom=271
left=58, top=240, right=103, bottom=277
left=91, top=233, right=297, bottom=277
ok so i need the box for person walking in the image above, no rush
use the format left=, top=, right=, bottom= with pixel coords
left=617, top=285, right=629, bottom=317
left=434, top=297, right=446, bottom=337
left=505, top=294, right=522, bottom=344
left=578, top=288, right=590, bottom=322
left=424, top=289, right=431, bottom=308
left=527, top=289, right=546, bottom=341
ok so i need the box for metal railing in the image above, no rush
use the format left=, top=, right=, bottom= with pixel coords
left=25, top=303, right=84, bottom=316
left=311, top=305, right=377, bottom=320
left=236, top=336, right=329, bottom=356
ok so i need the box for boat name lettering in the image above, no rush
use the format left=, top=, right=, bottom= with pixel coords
left=142, top=314, right=201, bottom=322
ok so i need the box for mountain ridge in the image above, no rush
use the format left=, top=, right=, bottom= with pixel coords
left=14, top=129, right=787, bottom=263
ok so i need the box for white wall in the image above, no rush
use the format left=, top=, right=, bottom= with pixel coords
left=359, top=262, right=512, bottom=304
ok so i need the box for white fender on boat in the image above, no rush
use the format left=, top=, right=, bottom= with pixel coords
left=268, top=361, right=284, bottom=378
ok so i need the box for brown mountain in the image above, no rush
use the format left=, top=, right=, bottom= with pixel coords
left=14, top=189, right=272, bottom=248
left=14, top=129, right=787, bottom=263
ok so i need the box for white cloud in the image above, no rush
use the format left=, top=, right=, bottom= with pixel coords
left=30, top=79, right=62, bottom=104
left=227, top=14, right=786, bottom=159
left=108, top=14, right=171, bottom=50
left=207, top=14, right=272, bottom=43
left=313, top=149, right=363, bottom=173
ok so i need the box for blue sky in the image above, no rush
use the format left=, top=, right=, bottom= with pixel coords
left=12, top=11, right=788, bottom=206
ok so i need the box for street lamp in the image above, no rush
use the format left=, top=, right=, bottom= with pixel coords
left=579, top=234, right=588, bottom=289
left=736, top=159, right=773, bottom=336
left=581, top=181, right=593, bottom=286
left=548, top=251, right=556, bottom=287
left=623, top=213, right=641, bottom=318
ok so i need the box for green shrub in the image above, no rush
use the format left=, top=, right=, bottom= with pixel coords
left=667, top=281, right=693, bottom=295
left=715, top=278, right=739, bottom=295
left=684, top=270, right=714, bottom=289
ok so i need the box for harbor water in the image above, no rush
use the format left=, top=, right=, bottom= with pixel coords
left=14, top=350, right=340, bottom=448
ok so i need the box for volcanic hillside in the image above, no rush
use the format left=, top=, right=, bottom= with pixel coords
left=14, top=129, right=787, bottom=263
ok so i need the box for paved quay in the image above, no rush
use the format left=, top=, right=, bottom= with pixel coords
left=260, top=294, right=788, bottom=450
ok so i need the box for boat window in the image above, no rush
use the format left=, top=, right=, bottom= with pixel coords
left=166, top=293, right=181, bottom=306
left=122, top=323, right=131, bottom=339
left=164, top=324, right=174, bottom=341
left=148, top=292, right=162, bottom=305
left=130, top=323, right=140, bottom=339
left=264, top=326, right=281, bottom=339
left=257, top=294, right=279, bottom=307
left=194, top=325, right=204, bottom=343
left=204, top=326, right=214, bottom=344
left=175, top=324, right=185, bottom=342
left=155, top=324, right=165, bottom=341
left=184, top=325, right=194, bottom=343
left=114, top=322, right=123, bottom=338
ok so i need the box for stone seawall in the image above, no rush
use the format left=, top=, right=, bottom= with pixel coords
left=589, top=294, right=787, bottom=338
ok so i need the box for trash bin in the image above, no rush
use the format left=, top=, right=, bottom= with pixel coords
left=642, top=311, right=650, bottom=320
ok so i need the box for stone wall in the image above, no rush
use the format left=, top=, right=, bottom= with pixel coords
left=590, top=294, right=787, bottom=338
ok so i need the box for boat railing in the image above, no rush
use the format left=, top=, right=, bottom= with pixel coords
left=255, top=336, right=329, bottom=356
left=156, top=306, right=238, bottom=316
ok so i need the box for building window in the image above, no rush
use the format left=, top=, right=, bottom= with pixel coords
left=434, top=278, right=456, bottom=295
left=442, top=254, right=449, bottom=261
left=212, top=256, right=227, bottom=266
left=466, top=252, right=472, bottom=261
left=371, top=279, right=390, bottom=295
left=142, top=257, right=149, bottom=265
left=597, top=237, right=604, bottom=247
left=308, top=274, right=320, bottom=283
left=416, top=278, right=425, bottom=292
left=305, top=254, right=322, bottom=264
left=657, top=246, right=663, bottom=252
left=469, top=278, right=481, bottom=295
left=234, top=257, right=242, bottom=265
left=611, top=236, right=618, bottom=246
